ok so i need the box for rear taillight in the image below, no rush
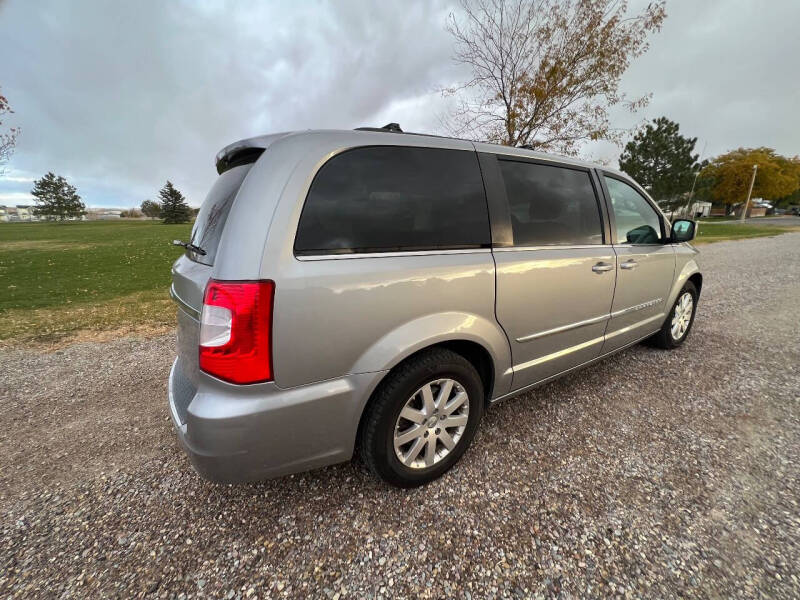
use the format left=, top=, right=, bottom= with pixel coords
left=199, top=280, right=274, bottom=384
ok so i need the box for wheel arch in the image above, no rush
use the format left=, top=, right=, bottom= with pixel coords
left=667, top=257, right=702, bottom=308
left=688, top=272, right=703, bottom=297
left=354, top=338, right=503, bottom=454
left=436, top=339, right=495, bottom=406
left=349, top=311, right=512, bottom=400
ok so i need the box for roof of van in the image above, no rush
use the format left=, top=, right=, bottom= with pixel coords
left=214, top=128, right=614, bottom=176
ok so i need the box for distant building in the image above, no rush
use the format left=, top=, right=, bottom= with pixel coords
left=15, top=205, right=39, bottom=222
left=672, top=201, right=712, bottom=219
left=88, top=209, right=123, bottom=220
left=0, top=205, right=41, bottom=222
left=0, top=204, right=90, bottom=222
left=734, top=204, right=767, bottom=218
left=709, top=205, right=728, bottom=216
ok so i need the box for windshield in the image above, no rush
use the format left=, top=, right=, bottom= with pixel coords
left=188, top=164, right=252, bottom=265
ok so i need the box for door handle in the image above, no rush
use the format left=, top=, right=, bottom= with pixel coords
left=592, top=262, right=614, bottom=273
left=620, top=260, right=638, bottom=270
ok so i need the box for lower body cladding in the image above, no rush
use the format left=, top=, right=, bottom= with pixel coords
left=168, top=358, right=387, bottom=482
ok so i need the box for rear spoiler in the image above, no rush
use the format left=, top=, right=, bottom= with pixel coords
left=214, top=132, right=294, bottom=174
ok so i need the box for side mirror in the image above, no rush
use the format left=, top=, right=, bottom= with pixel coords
left=671, top=219, right=696, bottom=243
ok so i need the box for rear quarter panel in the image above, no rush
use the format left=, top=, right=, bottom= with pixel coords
left=272, top=251, right=510, bottom=391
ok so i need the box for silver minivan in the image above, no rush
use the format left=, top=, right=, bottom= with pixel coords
left=168, top=126, right=701, bottom=487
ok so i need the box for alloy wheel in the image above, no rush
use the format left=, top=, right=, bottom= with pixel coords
left=671, top=291, right=694, bottom=341
left=393, top=378, right=469, bottom=469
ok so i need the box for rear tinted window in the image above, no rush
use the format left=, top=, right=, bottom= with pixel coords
left=499, top=160, right=603, bottom=246
left=294, top=146, right=490, bottom=255
left=189, top=164, right=252, bottom=265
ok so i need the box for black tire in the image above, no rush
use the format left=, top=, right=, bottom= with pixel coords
left=648, top=281, right=698, bottom=349
left=359, top=348, right=484, bottom=488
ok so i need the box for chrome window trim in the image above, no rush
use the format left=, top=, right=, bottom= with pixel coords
left=494, top=244, right=613, bottom=252
left=295, top=248, right=493, bottom=261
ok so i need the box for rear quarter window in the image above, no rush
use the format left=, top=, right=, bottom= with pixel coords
left=294, top=146, right=490, bottom=255
left=189, top=164, right=252, bottom=265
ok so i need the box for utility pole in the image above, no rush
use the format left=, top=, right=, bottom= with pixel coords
left=684, top=171, right=700, bottom=217
left=682, top=141, right=707, bottom=218
left=740, top=164, right=758, bottom=222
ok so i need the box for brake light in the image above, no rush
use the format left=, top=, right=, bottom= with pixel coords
left=199, top=280, right=274, bottom=384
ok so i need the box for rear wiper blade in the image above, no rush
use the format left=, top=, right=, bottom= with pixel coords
left=172, top=239, right=207, bottom=256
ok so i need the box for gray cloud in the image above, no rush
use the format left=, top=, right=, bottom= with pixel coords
left=0, top=0, right=462, bottom=206
left=1, top=0, right=798, bottom=207
left=589, top=0, right=800, bottom=163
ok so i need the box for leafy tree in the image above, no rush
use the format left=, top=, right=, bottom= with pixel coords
left=30, top=172, right=86, bottom=220
left=691, top=173, right=715, bottom=203
left=444, top=0, right=666, bottom=153
left=0, top=87, right=20, bottom=171
left=158, top=181, right=191, bottom=224
left=619, top=117, right=705, bottom=206
left=698, top=148, right=800, bottom=208
left=140, top=199, right=162, bottom=219
left=121, top=208, right=142, bottom=218
left=774, top=188, right=800, bottom=208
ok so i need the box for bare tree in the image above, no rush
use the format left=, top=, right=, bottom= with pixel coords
left=444, top=0, right=666, bottom=154
left=0, top=87, right=20, bottom=172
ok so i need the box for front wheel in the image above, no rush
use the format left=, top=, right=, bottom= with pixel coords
left=648, top=281, right=698, bottom=349
left=359, top=348, right=484, bottom=487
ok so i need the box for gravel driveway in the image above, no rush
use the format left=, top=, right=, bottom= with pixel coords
left=2, top=233, right=799, bottom=599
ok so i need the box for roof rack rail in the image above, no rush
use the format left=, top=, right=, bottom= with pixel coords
left=355, top=122, right=404, bottom=133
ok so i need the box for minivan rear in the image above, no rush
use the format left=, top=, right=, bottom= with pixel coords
left=168, top=128, right=701, bottom=487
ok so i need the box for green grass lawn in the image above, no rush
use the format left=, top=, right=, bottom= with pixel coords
left=1, top=219, right=797, bottom=346
left=0, top=221, right=191, bottom=344
left=694, top=222, right=799, bottom=244
left=698, top=215, right=772, bottom=222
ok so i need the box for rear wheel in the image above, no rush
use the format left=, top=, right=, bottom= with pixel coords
left=359, top=348, right=484, bottom=487
left=648, top=281, right=698, bottom=349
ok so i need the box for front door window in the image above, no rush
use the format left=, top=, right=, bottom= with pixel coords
left=604, top=176, right=662, bottom=244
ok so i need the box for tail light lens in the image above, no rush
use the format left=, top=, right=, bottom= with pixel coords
left=199, top=280, right=274, bottom=384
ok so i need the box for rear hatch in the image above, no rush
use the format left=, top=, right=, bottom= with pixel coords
left=171, top=134, right=296, bottom=423
left=171, top=149, right=264, bottom=400
left=172, top=162, right=254, bottom=308
left=171, top=132, right=292, bottom=315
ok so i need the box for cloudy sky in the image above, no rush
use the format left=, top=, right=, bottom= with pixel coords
left=1, top=0, right=798, bottom=208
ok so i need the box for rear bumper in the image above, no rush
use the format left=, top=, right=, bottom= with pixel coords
left=167, top=358, right=386, bottom=483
